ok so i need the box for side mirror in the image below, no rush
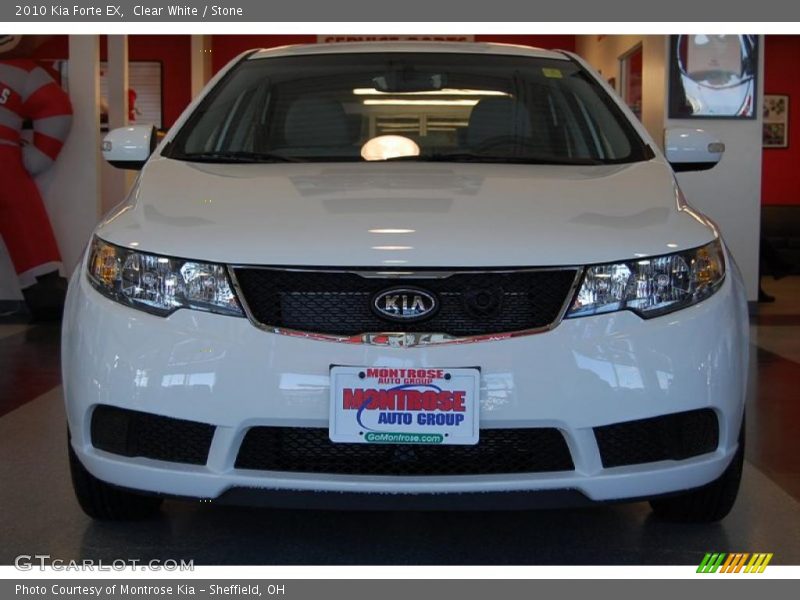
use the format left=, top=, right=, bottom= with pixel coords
left=664, top=128, right=725, bottom=172
left=102, top=125, right=158, bottom=170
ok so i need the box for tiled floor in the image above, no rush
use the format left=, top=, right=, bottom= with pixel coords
left=747, top=276, right=800, bottom=502
left=0, top=322, right=61, bottom=418
left=1, top=278, right=799, bottom=565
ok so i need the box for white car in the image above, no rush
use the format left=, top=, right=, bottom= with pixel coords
left=63, top=42, right=748, bottom=522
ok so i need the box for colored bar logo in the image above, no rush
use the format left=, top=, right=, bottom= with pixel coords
left=697, top=552, right=773, bottom=573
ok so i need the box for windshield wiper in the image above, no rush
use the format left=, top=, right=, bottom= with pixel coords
left=384, top=152, right=606, bottom=165
left=175, top=150, right=304, bottom=163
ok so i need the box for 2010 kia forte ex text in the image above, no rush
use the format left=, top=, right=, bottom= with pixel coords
left=63, top=42, right=749, bottom=522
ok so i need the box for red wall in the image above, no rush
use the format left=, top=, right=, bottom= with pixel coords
left=211, top=34, right=576, bottom=73
left=29, top=35, right=191, bottom=129
left=762, top=35, right=800, bottom=205
left=211, top=35, right=316, bottom=72
left=118, top=36, right=191, bottom=129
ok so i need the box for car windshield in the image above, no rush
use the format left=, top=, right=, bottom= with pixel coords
left=165, top=51, right=650, bottom=165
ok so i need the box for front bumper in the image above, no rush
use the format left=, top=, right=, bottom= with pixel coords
left=62, top=262, right=749, bottom=505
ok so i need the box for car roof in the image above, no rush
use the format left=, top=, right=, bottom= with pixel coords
left=248, top=41, right=570, bottom=61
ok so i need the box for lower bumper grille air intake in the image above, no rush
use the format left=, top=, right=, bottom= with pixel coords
left=594, top=408, right=719, bottom=468
left=90, top=405, right=215, bottom=465
left=235, top=427, right=575, bottom=475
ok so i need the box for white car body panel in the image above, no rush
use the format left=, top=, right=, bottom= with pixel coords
left=248, top=42, right=569, bottom=61
left=63, top=260, right=748, bottom=500
left=98, top=160, right=713, bottom=267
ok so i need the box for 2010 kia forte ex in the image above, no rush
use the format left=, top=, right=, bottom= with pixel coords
left=63, top=42, right=749, bottom=522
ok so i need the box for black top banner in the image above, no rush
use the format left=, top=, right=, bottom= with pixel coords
left=2, top=0, right=800, bottom=22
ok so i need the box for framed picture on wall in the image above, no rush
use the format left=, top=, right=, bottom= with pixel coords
left=668, top=35, right=759, bottom=119
left=763, top=94, right=789, bottom=148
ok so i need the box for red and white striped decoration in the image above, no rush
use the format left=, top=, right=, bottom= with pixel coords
left=0, top=59, right=72, bottom=175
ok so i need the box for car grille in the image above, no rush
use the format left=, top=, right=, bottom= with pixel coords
left=91, top=405, right=215, bottom=465
left=594, top=409, right=719, bottom=468
left=234, top=427, right=575, bottom=476
left=231, top=267, right=579, bottom=338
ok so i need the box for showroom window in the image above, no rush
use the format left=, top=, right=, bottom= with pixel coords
left=620, top=44, right=643, bottom=120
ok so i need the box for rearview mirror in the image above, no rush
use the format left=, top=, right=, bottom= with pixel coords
left=102, top=125, right=158, bottom=170
left=664, top=128, right=725, bottom=172
left=373, top=71, right=447, bottom=93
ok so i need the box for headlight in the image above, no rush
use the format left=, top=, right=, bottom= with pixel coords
left=87, top=237, right=243, bottom=317
left=567, top=240, right=725, bottom=319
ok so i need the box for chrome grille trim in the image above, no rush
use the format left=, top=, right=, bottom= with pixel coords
left=227, top=266, right=584, bottom=347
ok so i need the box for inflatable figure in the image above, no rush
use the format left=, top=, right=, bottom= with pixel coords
left=0, top=35, right=72, bottom=320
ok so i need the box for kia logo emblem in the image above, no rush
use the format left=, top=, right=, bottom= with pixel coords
left=372, top=287, right=439, bottom=322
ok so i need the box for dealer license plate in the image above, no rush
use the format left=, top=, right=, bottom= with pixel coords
left=329, top=366, right=480, bottom=445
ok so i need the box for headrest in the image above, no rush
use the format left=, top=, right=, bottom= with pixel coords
left=284, top=97, right=351, bottom=148
left=467, top=97, right=532, bottom=148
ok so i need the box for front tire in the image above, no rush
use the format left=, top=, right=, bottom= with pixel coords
left=69, top=438, right=163, bottom=520
left=649, top=418, right=744, bottom=523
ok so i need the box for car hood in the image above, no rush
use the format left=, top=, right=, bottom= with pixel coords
left=97, top=158, right=716, bottom=267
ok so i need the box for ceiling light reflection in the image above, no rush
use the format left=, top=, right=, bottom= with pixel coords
left=361, top=135, right=420, bottom=161
left=353, top=88, right=508, bottom=96
left=363, top=99, right=479, bottom=107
